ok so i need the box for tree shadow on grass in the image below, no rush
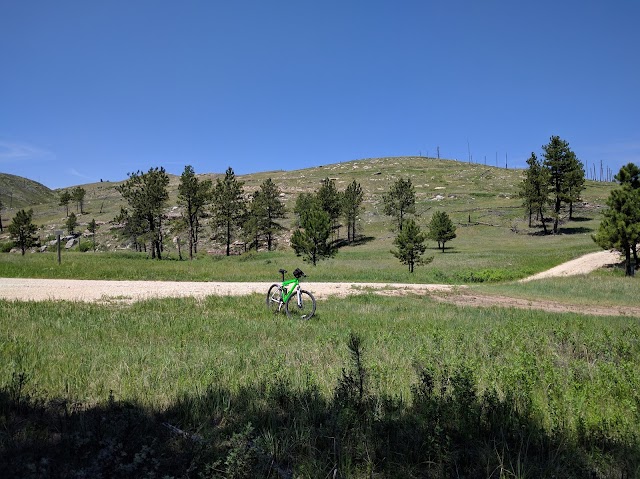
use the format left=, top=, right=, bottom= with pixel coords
left=332, top=236, right=375, bottom=249
left=559, top=226, right=593, bottom=235
left=2, top=357, right=639, bottom=478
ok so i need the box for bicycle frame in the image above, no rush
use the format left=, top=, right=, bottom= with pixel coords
left=280, top=277, right=300, bottom=304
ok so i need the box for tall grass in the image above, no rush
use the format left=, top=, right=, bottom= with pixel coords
left=2, top=294, right=639, bottom=477
left=474, top=267, right=638, bottom=309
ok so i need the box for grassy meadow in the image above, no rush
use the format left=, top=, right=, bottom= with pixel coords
left=2, top=293, right=640, bottom=477
left=1, top=157, right=639, bottom=477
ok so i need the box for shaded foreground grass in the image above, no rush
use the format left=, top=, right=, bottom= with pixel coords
left=2, top=294, right=639, bottom=477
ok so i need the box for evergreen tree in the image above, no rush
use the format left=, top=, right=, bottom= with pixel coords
left=428, top=211, right=457, bottom=252
left=87, top=218, right=98, bottom=251
left=0, top=196, right=4, bottom=232
left=542, top=136, right=584, bottom=233
left=65, top=212, right=77, bottom=234
left=519, top=152, right=550, bottom=233
left=8, top=209, right=38, bottom=255
left=391, top=219, right=432, bottom=272
left=59, top=190, right=72, bottom=217
left=211, top=167, right=246, bottom=256
left=317, top=177, right=342, bottom=239
left=71, top=186, right=86, bottom=214
left=178, top=165, right=213, bottom=259
left=383, top=177, right=415, bottom=231
left=291, top=203, right=334, bottom=266
left=593, top=163, right=640, bottom=276
left=342, top=180, right=364, bottom=243
left=247, top=178, right=285, bottom=251
left=116, top=167, right=169, bottom=259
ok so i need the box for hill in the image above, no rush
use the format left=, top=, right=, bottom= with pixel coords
left=0, top=157, right=616, bottom=282
left=0, top=172, right=57, bottom=210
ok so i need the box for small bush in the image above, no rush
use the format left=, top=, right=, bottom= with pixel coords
left=0, top=241, right=15, bottom=253
left=78, top=241, right=93, bottom=252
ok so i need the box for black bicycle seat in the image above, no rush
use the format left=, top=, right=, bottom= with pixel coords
left=279, top=269, right=287, bottom=274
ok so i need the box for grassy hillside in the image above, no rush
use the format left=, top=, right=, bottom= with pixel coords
left=0, top=172, right=56, bottom=210
left=0, top=157, right=617, bottom=282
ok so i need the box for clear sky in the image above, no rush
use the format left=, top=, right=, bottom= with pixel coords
left=1, top=1, right=638, bottom=189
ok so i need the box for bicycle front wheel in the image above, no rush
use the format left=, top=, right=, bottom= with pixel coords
left=285, top=290, right=316, bottom=320
left=266, top=284, right=283, bottom=314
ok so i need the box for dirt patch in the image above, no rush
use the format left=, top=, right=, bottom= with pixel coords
left=519, top=250, right=622, bottom=282
left=0, top=278, right=455, bottom=304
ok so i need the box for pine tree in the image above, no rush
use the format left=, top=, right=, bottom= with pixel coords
left=317, top=177, right=342, bottom=239
left=342, top=180, right=364, bottom=243
left=87, top=218, right=98, bottom=252
left=66, top=212, right=77, bottom=234
left=59, top=190, right=72, bottom=217
left=542, top=136, right=584, bottom=233
left=211, top=167, right=246, bottom=256
left=8, top=209, right=38, bottom=255
left=593, top=163, right=640, bottom=275
left=248, top=178, right=285, bottom=251
left=428, top=211, right=457, bottom=252
left=383, top=177, right=415, bottom=231
left=519, top=152, right=550, bottom=233
left=391, top=219, right=432, bottom=272
left=71, top=186, right=86, bottom=214
left=291, top=203, right=334, bottom=266
left=178, top=165, right=213, bottom=259
left=116, top=167, right=169, bottom=259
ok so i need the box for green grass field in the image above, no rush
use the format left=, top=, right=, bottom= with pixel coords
left=2, top=294, right=639, bottom=477
left=1, top=157, right=638, bottom=477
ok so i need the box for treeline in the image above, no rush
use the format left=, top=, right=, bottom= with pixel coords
left=112, top=166, right=367, bottom=263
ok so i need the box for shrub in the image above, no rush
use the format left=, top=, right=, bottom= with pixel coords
left=78, top=241, right=93, bottom=252
left=0, top=241, right=15, bottom=253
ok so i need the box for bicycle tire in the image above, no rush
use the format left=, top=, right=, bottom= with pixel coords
left=266, top=284, right=283, bottom=314
left=285, top=289, right=316, bottom=320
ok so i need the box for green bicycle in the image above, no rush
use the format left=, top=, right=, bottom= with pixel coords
left=266, top=268, right=316, bottom=320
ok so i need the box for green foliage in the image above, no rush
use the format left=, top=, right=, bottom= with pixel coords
left=0, top=241, right=15, bottom=252
left=519, top=152, right=550, bottom=232
left=178, top=165, right=213, bottom=259
left=342, top=179, right=364, bottom=243
left=428, top=210, right=457, bottom=252
left=211, top=167, right=246, bottom=256
left=78, top=241, right=93, bottom=253
left=8, top=208, right=38, bottom=255
left=593, top=162, right=640, bottom=276
left=382, top=177, right=415, bottom=231
left=291, top=204, right=334, bottom=266
left=116, top=167, right=170, bottom=259
left=542, top=135, right=585, bottom=233
left=58, top=190, right=72, bottom=217
left=65, top=212, right=77, bottom=234
left=316, top=177, right=342, bottom=226
left=71, top=186, right=86, bottom=214
left=391, top=218, right=432, bottom=272
left=245, top=178, right=285, bottom=252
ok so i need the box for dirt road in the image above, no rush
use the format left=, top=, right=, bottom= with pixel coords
left=1, top=250, right=636, bottom=316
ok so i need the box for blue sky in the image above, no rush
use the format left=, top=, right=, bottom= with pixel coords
left=1, top=1, right=638, bottom=189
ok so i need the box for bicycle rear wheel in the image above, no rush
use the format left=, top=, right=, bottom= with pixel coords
left=285, top=290, right=316, bottom=320
left=266, top=284, right=283, bottom=314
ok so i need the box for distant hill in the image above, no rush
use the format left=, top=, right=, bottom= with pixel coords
left=0, top=173, right=57, bottom=210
